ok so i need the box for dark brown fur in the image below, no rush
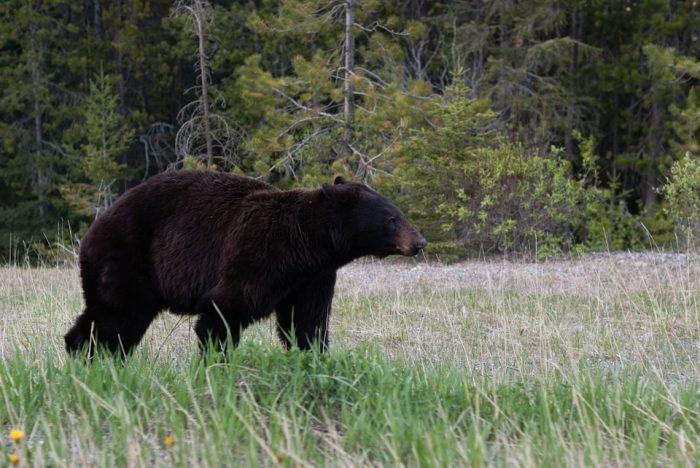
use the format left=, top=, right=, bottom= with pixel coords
left=64, top=171, right=426, bottom=356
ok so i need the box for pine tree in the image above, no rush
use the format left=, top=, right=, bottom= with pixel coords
left=62, top=70, right=133, bottom=220
left=233, top=0, right=434, bottom=185
left=0, top=0, right=75, bottom=255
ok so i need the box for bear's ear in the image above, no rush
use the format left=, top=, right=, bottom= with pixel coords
left=322, top=180, right=358, bottom=208
left=321, top=183, right=336, bottom=201
left=334, top=176, right=348, bottom=185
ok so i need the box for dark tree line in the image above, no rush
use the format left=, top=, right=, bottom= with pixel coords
left=1, top=1, right=699, bottom=259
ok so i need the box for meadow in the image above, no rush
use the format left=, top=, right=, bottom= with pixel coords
left=1, top=253, right=698, bottom=466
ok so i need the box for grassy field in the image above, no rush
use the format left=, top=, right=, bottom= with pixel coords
left=1, top=253, right=699, bottom=466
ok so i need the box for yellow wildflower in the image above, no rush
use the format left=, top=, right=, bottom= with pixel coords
left=9, top=453, right=20, bottom=464
left=9, top=429, right=24, bottom=442
left=164, top=435, right=175, bottom=447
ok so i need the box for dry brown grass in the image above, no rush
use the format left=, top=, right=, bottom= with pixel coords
left=334, top=253, right=700, bottom=382
left=1, top=252, right=698, bottom=382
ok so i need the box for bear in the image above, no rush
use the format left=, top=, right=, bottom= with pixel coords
left=64, top=171, right=427, bottom=356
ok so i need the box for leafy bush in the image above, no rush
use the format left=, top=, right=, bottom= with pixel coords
left=659, top=153, right=700, bottom=246
left=375, top=80, right=499, bottom=253
left=379, top=84, right=654, bottom=258
left=445, top=143, right=585, bottom=256
left=573, top=132, right=654, bottom=251
left=380, top=83, right=570, bottom=257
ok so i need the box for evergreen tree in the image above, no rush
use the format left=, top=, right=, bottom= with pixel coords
left=61, top=70, right=133, bottom=221
left=0, top=0, right=75, bottom=256
left=233, top=0, right=434, bottom=185
left=0, top=0, right=699, bottom=256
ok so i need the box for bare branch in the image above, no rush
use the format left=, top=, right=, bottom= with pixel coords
left=353, top=20, right=409, bottom=36
left=173, top=0, right=240, bottom=169
left=272, top=88, right=345, bottom=124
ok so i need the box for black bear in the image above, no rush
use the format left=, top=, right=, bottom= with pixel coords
left=64, top=171, right=426, bottom=355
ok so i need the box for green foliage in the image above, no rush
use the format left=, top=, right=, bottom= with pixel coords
left=1, top=0, right=700, bottom=257
left=574, top=131, right=647, bottom=251
left=1, top=342, right=699, bottom=465
left=378, top=80, right=497, bottom=244
left=0, top=0, right=77, bottom=257
left=645, top=46, right=700, bottom=247
left=61, top=71, right=134, bottom=222
left=181, top=155, right=209, bottom=171
left=383, top=87, right=670, bottom=257
left=659, top=154, right=700, bottom=245
left=385, top=82, right=588, bottom=257
left=670, top=85, right=700, bottom=158
left=230, top=0, right=435, bottom=185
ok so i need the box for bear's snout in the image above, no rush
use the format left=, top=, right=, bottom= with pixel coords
left=397, top=231, right=428, bottom=256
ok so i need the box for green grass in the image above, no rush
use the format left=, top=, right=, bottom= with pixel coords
left=1, top=255, right=699, bottom=466
left=1, top=345, right=699, bottom=466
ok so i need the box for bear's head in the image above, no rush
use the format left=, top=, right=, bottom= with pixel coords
left=322, top=176, right=427, bottom=259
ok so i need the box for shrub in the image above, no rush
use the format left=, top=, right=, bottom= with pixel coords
left=446, top=143, right=585, bottom=256
left=379, top=85, right=652, bottom=258
left=659, top=153, right=700, bottom=246
left=380, top=81, right=587, bottom=257
left=573, top=132, right=651, bottom=251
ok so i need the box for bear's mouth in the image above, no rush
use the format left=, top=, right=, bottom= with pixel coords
left=395, top=236, right=428, bottom=256
left=396, top=244, right=426, bottom=256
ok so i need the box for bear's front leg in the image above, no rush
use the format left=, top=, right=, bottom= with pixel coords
left=194, top=290, right=252, bottom=353
left=276, top=272, right=336, bottom=352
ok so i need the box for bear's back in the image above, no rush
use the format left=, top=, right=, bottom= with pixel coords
left=131, top=171, right=275, bottom=208
left=79, top=171, right=279, bottom=310
left=83, top=171, right=275, bottom=246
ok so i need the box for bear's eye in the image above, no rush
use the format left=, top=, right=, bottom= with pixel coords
left=387, top=217, right=397, bottom=232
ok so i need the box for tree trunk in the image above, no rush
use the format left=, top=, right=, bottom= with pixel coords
left=341, top=0, right=355, bottom=166
left=29, top=18, right=46, bottom=221
left=565, top=6, right=580, bottom=159
left=644, top=90, right=664, bottom=209
left=195, top=2, right=214, bottom=170
left=93, top=0, right=103, bottom=39
left=114, top=0, right=128, bottom=117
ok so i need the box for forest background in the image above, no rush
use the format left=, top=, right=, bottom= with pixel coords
left=1, top=0, right=699, bottom=262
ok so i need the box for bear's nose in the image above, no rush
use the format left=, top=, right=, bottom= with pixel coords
left=416, top=236, right=427, bottom=250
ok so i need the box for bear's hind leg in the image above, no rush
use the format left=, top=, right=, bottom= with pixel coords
left=275, top=298, right=295, bottom=347
left=64, top=309, right=99, bottom=354
left=65, top=303, right=158, bottom=357
left=66, top=261, right=160, bottom=357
